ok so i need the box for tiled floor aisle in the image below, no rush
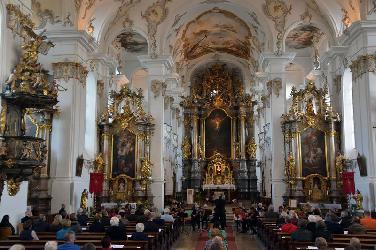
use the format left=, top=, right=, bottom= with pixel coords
left=171, top=227, right=265, bottom=250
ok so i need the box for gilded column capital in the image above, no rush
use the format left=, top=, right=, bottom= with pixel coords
left=150, top=80, right=167, bottom=98
left=52, top=62, right=88, bottom=86
left=350, top=54, right=376, bottom=81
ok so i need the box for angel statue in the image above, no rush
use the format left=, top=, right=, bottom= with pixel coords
left=354, top=189, right=363, bottom=210
left=80, top=189, right=89, bottom=210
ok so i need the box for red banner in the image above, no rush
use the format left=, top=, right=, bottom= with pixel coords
left=342, top=172, right=355, bottom=195
left=89, top=173, right=104, bottom=194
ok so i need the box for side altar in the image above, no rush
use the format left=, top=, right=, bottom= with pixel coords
left=181, top=63, right=258, bottom=201
left=97, top=86, right=154, bottom=205
left=281, top=80, right=344, bottom=204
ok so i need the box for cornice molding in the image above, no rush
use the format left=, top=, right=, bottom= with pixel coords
left=52, top=62, right=88, bottom=86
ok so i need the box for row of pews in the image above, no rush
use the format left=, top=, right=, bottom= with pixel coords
left=257, top=218, right=376, bottom=250
left=0, top=220, right=183, bottom=250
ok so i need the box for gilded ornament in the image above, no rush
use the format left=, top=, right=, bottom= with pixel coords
left=286, top=152, right=296, bottom=186
left=204, top=153, right=234, bottom=185
left=7, top=178, right=21, bottom=196
left=80, top=189, right=88, bottom=209
left=246, top=137, right=257, bottom=159
left=341, top=8, right=351, bottom=30
left=354, top=189, right=363, bottom=210
left=335, top=154, right=345, bottom=187
left=182, top=136, right=192, bottom=160
left=0, top=104, right=7, bottom=135
left=94, top=153, right=106, bottom=172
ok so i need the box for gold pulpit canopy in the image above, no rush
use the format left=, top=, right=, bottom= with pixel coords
left=204, top=152, right=234, bottom=186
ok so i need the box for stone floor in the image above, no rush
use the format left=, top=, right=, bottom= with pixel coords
left=171, top=226, right=265, bottom=250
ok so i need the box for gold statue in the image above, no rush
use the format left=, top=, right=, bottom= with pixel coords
left=286, top=153, right=296, bottom=186
left=80, top=189, right=88, bottom=209
left=335, top=154, right=345, bottom=187
left=182, top=136, right=191, bottom=160
left=354, top=189, right=363, bottom=210
left=246, top=137, right=257, bottom=159
left=94, top=153, right=105, bottom=172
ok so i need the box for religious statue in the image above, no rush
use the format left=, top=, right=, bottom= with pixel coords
left=354, top=189, right=363, bottom=210
left=94, top=153, right=105, bottom=172
left=182, top=136, right=191, bottom=159
left=311, top=178, right=324, bottom=202
left=286, top=153, right=296, bottom=187
left=80, top=189, right=88, bottom=209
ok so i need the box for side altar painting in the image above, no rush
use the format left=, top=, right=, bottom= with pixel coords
left=98, top=86, right=154, bottom=204
left=282, top=80, right=343, bottom=204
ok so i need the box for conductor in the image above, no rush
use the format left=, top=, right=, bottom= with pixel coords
left=214, top=195, right=226, bottom=228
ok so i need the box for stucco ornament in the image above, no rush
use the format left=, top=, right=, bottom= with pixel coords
left=151, top=80, right=167, bottom=98
left=263, top=0, right=292, bottom=55
left=143, top=1, right=169, bottom=58
left=350, top=54, right=376, bottom=81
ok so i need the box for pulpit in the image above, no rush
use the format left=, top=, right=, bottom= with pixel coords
left=281, top=80, right=343, bottom=204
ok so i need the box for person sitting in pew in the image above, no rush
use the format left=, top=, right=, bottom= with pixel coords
left=130, top=223, right=149, bottom=241
left=291, top=219, right=313, bottom=242
left=339, top=210, right=353, bottom=229
left=152, top=211, right=165, bottom=228
left=281, top=216, right=298, bottom=234
left=50, top=214, right=63, bottom=232
left=82, top=243, right=96, bottom=250
left=57, top=231, right=80, bottom=250
left=77, top=208, right=89, bottom=226
left=101, top=211, right=111, bottom=227
left=69, top=213, right=81, bottom=233
left=360, top=211, right=376, bottom=230
left=101, top=236, right=112, bottom=250
left=325, top=212, right=344, bottom=234
left=33, top=214, right=50, bottom=232
left=56, top=219, right=72, bottom=240
left=348, top=216, right=366, bottom=234
left=89, top=213, right=105, bottom=232
left=144, top=211, right=159, bottom=232
left=44, top=241, right=58, bottom=250
left=9, top=244, right=25, bottom=250
left=348, top=237, right=361, bottom=250
left=19, top=219, right=39, bottom=240
left=0, top=215, right=15, bottom=235
left=315, top=220, right=332, bottom=241
left=315, top=237, right=329, bottom=250
left=127, top=209, right=138, bottom=222
left=106, top=216, right=126, bottom=240
left=161, top=208, right=174, bottom=222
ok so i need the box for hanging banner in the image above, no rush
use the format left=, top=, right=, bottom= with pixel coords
left=342, top=172, right=355, bottom=195
left=89, top=172, right=104, bottom=194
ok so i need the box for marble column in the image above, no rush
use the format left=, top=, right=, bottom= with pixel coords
left=260, top=53, right=295, bottom=208
left=139, top=56, right=173, bottom=210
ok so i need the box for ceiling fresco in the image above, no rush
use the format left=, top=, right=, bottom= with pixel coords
left=286, top=25, right=321, bottom=50
left=116, top=31, right=148, bottom=53
left=180, top=8, right=252, bottom=60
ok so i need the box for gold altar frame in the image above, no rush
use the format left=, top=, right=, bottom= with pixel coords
left=202, top=108, right=234, bottom=160
left=110, top=174, right=134, bottom=201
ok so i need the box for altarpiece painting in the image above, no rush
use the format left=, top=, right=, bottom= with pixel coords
left=301, top=127, right=327, bottom=177
left=112, top=129, right=136, bottom=178
left=205, top=109, right=231, bottom=158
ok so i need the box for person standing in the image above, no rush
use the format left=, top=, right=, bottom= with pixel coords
left=214, top=195, right=226, bottom=228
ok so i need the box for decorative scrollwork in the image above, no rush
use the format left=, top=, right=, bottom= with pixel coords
left=246, top=137, right=257, bottom=159
left=7, top=178, right=21, bottom=196
left=204, top=153, right=234, bottom=185
left=182, top=136, right=191, bottom=160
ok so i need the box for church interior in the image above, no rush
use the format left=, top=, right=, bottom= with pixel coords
left=0, top=0, right=376, bottom=249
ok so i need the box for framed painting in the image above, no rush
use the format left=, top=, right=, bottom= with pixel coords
left=300, top=127, right=327, bottom=177
left=112, top=129, right=137, bottom=178
left=205, top=109, right=231, bottom=158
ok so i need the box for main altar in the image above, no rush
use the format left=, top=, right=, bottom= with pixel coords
left=181, top=63, right=258, bottom=201
left=281, top=80, right=344, bottom=204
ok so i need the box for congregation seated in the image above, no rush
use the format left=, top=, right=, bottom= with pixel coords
left=208, top=223, right=227, bottom=249
left=324, top=212, right=344, bottom=234
left=57, top=231, right=80, bottom=250
left=127, top=209, right=138, bottom=222
left=0, top=215, right=15, bottom=235
left=9, top=244, right=25, bottom=250
left=205, top=235, right=226, bottom=250
left=56, top=219, right=72, bottom=240
left=315, top=220, right=332, bottom=241
left=20, top=211, right=32, bottom=224
left=144, top=211, right=159, bottom=232
left=348, top=216, right=366, bottom=234
left=291, top=219, right=313, bottom=242
left=348, top=237, right=361, bottom=250
left=130, top=223, right=149, bottom=241
left=19, top=219, right=39, bottom=241
left=360, top=210, right=376, bottom=229
left=161, top=208, right=174, bottom=222
left=339, top=210, right=353, bottom=229
left=265, top=205, right=279, bottom=219
left=33, top=214, right=50, bottom=232
left=101, top=211, right=111, bottom=227
left=50, top=214, right=63, bottom=232
left=106, top=216, right=126, bottom=241
left=82, top=243, right=96, bottom=250
left=58, top=204, right=67, bottom=216
left=89, top=213, right=105, bottom=232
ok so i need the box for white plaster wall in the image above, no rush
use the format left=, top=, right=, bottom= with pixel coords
left=0, top=182, right=28, bottom=230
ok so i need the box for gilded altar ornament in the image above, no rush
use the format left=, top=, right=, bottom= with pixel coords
left=286, top=153, right=296, bottom=186
left=80, top=189, right=88, bottom=209
left=7, top=178, right=21, bottom=196
left=246, top=137, right=257, bottom=159
left=182, top=136, right=192, bottom=160
left=335, top=154, right=345, bottom=187
left=204, top=153, right=234, bottom=185
left=354, top=189, right=363, bottom=210
left=140, top=158, right=152, bottom=191
left=94, top=153, right=105, bottom=172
